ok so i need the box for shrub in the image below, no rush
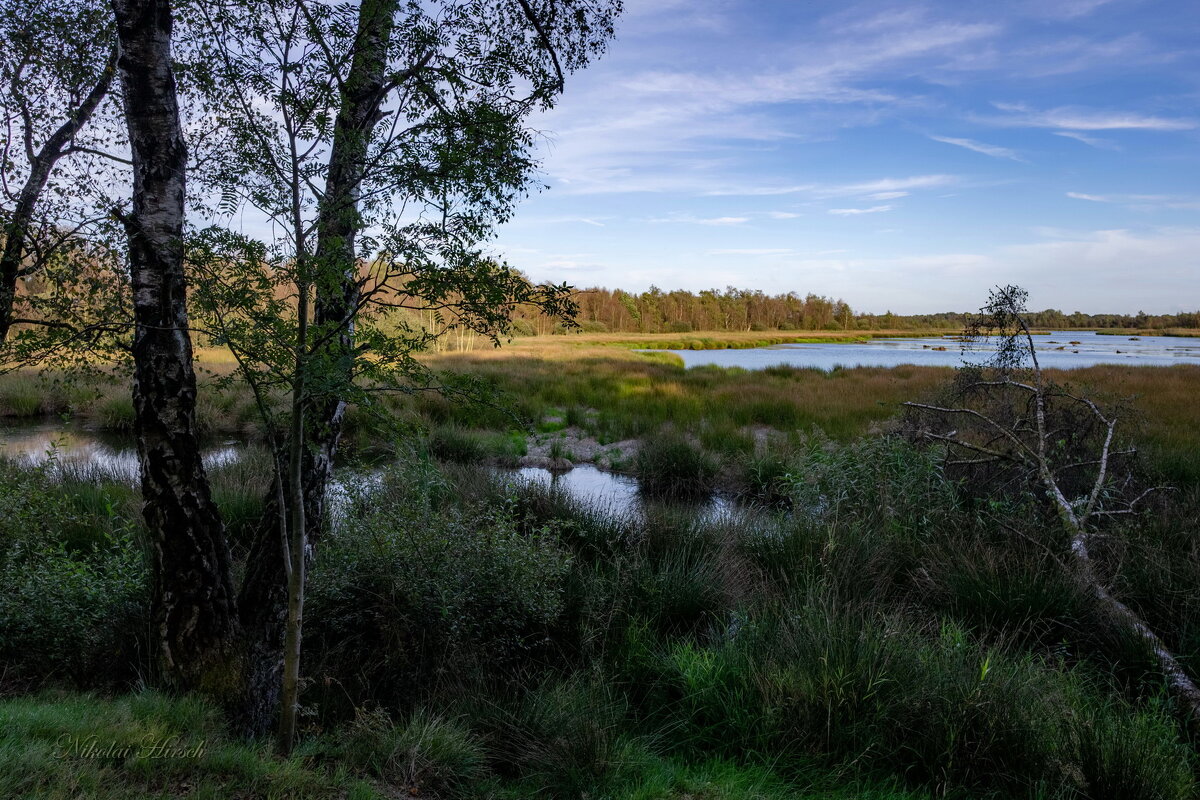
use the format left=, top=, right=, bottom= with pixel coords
left=0, top=463, right=148, bottom=687
left=207, top=447, right=272, bottom=551
left=0, top=375, right=43, bottom=416
left=305, top=462, right=573, bottom=709
left=428, top=424, right=488, bottom=463
left=635, top=430, right=718, bottom=498
left=94, top=393, right=136, bottom=432
left=332, top=708, right=486, bottom=797
left=780, top=435, right=959, bottom=532
left=428, top=425, right=525, bottom=464
left=510, top=319, right=537, bottom=336
left=483, top=676, right=639, bottom=797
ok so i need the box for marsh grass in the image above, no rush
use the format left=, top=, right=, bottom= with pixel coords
left=207, top=447, right=273, bottom=550
left=5, top=444, right=1200, bottom=798
left=0, top=692, right=385, bottom=800
left=0, top=373, right=44, bottom=416
left=4, top=336, right=1200, bottom=798
left=3, top=339, right=1197, bottom=484
left=330, top=707, right=485, bottom=798
left=636, top=431, right=719, bottom=498
left=428, top=424, right=526, bottom=464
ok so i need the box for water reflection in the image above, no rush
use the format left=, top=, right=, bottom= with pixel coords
left=0, top=421, right=241, bottom=482
left=503, top=463, right=736, bottom=522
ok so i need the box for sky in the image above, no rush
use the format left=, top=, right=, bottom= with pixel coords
left=491, top=0, right=1200, bottom=315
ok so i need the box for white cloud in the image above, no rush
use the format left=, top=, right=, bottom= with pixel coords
left=997, top=228, right=1200, bottom=310
left=829, top=205, right=893, bottom=215
left=930, top=135, right=1026, bottom=162
left=1053, top=130, right=1120, bottom=150
left=701, top=174, right=958, bottom=198
left=527, top=6, right=1001, bottom=195
left=983, top=102, right=1196, bottom=131
left=829, top=175, right=958, bottom=196
left=648, top=214, right=749, bottom=226
left=509, top=216, right=609, bottom=227
left=753, top=229, right=1200, bottom=314
left=709, top=248, right=794, bottom=255
left=1021, top=0, right=1119, bottom=20
left=702, top=185, right=817, bottom=197
left=541, top=260, right=603, bottom=271
left=1066, top=192, right=1200, bottom=210
left=767, top=211, right=802, bottom=219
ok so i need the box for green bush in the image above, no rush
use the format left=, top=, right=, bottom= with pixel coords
left=611, top=600, right=1196, bottom=798
left=635, top=430, right=718, bottom=497
left=306, top=462, right=573, bottom=709
left=0, top=463, right=148, bottom=687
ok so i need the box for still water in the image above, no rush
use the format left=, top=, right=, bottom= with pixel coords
left=0, top=421, right=241, bottom=482
left=664, top=331, right=1200, bottom=371
left=502, top=464, right=734, bottom=521
left=0, top=423, right=729, bottom=522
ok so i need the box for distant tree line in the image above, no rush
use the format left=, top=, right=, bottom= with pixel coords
left=511, top=286, right=855, bottom=334
left=505, top=285, right=1200, bottom=334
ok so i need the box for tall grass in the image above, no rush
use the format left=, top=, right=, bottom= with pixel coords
left=0, top=692, right=386, bottom=800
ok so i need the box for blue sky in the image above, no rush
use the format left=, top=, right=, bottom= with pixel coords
left=492, top=0, right=1200, bottom=314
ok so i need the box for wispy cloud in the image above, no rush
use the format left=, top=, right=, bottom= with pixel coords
left=708, top=248, right=794, bottom=255
left=1066, top=192, right=1200, bottom=210
left=983, top=102, right=1196, bottom=131
left=702, top=174, right=958, bottom=198
left=510, top=216, right=609, bottom=227
left=831, top=175, right=958, bottom=196
left=1053, top=130, right=1120, bottom=150
left=530, top=5, right=1001, bottom=195
left=649, top=214, right=750, bottom=226
left=828, top=205, right=893, bottom=215
left=494, top=1, right=1200, bottom=313
left=1020, top=0, right=1119, bottom=20
left=930, top=135, right=1026, bottom=162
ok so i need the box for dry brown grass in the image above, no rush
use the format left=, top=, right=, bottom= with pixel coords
left=4, top=333, right=1197, bottom=483
left=426, top=337, right=1200, bottom=483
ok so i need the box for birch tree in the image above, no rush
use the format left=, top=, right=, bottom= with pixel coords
left=110, top=0, right=241, bottom=691
left=904, top=285, right=1200, bottom=730
left=0, top=0, right=122, bottom=343
left=182, top=0, right=619, bottom=748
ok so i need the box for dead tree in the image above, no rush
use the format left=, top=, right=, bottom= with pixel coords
left=904, top=285, right=1200, bottom=729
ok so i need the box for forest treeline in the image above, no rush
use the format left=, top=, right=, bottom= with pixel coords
left=506, top=285, right=1200, bottom=334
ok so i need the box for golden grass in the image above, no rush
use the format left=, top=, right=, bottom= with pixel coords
left=428, top=337, right=1200, bottom=483
left=4, top=332, right=1197, bottom=483
left=493, top=328, right=947, bottom=351
left=1094, top=328, right=1200, bottom=338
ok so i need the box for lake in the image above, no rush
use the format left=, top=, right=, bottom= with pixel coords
left=662, top=331, right=1200, bottom=370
